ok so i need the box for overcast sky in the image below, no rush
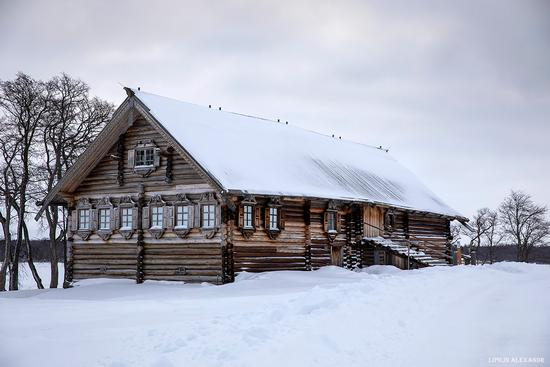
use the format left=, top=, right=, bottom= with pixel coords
left=1, top=0, right=549, bottom=235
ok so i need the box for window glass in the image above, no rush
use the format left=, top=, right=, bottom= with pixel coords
left=327, top=211, right=336, bottom=232
left=121, top=207, right=133, bottom=228
left=176, top=205, right=190, bottom=228
left=202, top=204, right=215, bottom=228
left=151, top=206, right=163, bottom=228
left=244, top=205, right=253, bottom=228
left=99, top=208, right=110, bottom=230
left=78, top=209, right=90, bottom=230
left=269, top=207, right=278, bottom=230
left=135, top=148, right=154, bottom=166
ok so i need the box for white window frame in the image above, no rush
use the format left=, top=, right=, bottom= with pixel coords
left=175, top=205, right=191, bottom=229
left=327, top=211, right=337, bottom=233
left=202, top=204, right=216, bottom=229
left=121, top=207, right=133, bottom=229
left=269, top=207, right=278, bottom=231
left=78, top=209, right=90, bottom=230
left=98, top=208, right=111, bottom=230
left=150, top=205, right=164, bottom=228
left=243, top=205, right=253, bottom=229
left=135, top=147, right=155, bottom=167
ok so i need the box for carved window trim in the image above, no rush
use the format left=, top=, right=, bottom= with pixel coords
left=118, top=196, right=137, bottom=240
left=324, top=200, right=341, bottom=243
left=265, top=197, right=284, bottom=240
left=96, top=197, right=114, bottom=241
left=146, top=194, right=166, bottom=239
left=199, top=192, right=220, bottom=239
left=238, top=195, right=258, bottom=239
left=174, top=193, right=194, bottom=238
left=128, top=139, right=160, bottom=177
left=75, top=198, right=92, bottom=240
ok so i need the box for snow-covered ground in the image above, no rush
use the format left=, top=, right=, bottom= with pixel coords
left=1, top=263, right=549, bottom=367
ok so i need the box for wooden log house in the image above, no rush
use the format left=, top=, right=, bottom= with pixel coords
left=37, top=88, right=468, bottom=285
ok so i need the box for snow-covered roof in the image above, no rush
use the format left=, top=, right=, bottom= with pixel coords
left=133, top=89, right=461, bottom=218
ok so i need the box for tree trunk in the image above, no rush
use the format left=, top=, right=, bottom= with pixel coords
left=22, top=221, right=44, bottom=289
left=0, top=221, right=12, bottom=291
left=46, top=206, right=59, bottom=288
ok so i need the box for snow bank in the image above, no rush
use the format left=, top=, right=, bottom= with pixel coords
left=1, top=263, right=548, bottom=367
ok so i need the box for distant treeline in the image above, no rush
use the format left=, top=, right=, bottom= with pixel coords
left=1, top=240, right=64, bottom=262
left=466, top=245, right=550, bottom=265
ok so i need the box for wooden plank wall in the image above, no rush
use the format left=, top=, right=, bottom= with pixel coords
left=363, top=205, right=383, bottom=238
left=70, top=113, right=224, bottom=283
left=75, top=117, right=206, bottom=196
left=309, top=200, right=347, bottom=269
left=231, top=198, right=307, bottom=272
left=407, top=213, right=450, bottom=259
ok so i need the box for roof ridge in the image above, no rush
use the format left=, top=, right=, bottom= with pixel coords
left=131, top=88, right=389, bottom=154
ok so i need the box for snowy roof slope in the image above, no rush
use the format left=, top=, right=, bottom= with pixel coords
left=134, top=89, right=461, bottom=218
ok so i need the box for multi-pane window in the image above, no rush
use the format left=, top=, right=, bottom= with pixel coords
left=202, top=204, right=216, bottom=228
left=99, top=209, right=110, bottom=230
left=175, top=205, right=190, bottom=228
left=151, top=206, right=163, bottom=228
left=327, top=211, right=336, bottom=232
left=121, top=207, right=133, bottom=228
left=243, top=205, right=253, bottom=228
left=78, top=209, right=90, bottom=230
left=135, top=148, right=154, bottom=167
left=269, top=207, right=278, bottom=230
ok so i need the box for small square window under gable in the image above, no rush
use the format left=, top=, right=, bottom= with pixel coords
left=128, top=139, right=160, bottom=176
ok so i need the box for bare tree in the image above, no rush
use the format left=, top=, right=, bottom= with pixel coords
left=499, top=191, right=550, bottom=262
left=480, top=209, right=502, bottom=264
left=37, top=74, right=112, bottom=288
left=0, top=73, right=49, bottom=290
left=462, top=208, right=493, bottom=253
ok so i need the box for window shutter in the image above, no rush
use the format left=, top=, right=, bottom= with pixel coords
left=238, top=205, right=244, bottom=228
left=279, top=208, right=285, bottom=230
left=254, top=206, right=261, bottom=229
left=187, top=205, right=194, bottom=228
left=164, top=206, right=173, bottom=229
left=194, top=205, right=201, bottom=228
left=128, top=149, right=135, bottom=167
left=132, top=207, right=139, bottom=230
left=112, top=207, right=118, bottom=230
left=336, top=212, right=342, bottom=232
left=153, top=148, right=161, bottom=167
left=216, top=205, right=221, bottom=227
left=70, top=211, right=78, bottom=232
left=264, top=207, right=270, bottom=230
left=323, top=211, right=329, bottom=232
left=91, top=209, right=98, bottom=231
left=142, top=207, right=149, bottom=228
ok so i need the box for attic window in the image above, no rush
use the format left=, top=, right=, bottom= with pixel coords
left=136, top=148, right=154, bottom=167
left=128, top=139, right=160, bottom=176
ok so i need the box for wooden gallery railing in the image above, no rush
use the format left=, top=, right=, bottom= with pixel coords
left=362, top=222, right=468, bottom=267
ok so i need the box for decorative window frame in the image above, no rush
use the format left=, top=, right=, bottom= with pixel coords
left=118, top=195, right=137, bottom=240
left=173, top=193, right=194, bottom=239
left=198, top=192, right=220, bottom=239
left=238, top=195, right=258, bottom=239
left=145, top=194, right=167, bottom=239
left=384, top=208, right=396, bottom=232
left=324, top=200, right=341, bottom=243
left=265, top=197, right=284, bottom=240
left=96, top=197, right=114, bottom=241
left=128, top=139, right=161, bottom=177
left=74, top=198, right=93, bottom=240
